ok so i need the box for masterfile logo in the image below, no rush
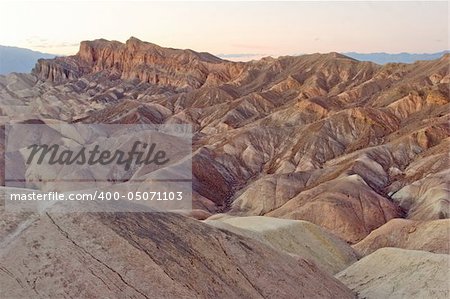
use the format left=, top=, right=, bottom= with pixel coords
left=26, top=141, right=170, bottom=171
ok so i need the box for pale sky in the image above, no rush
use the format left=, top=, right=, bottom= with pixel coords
left=0, top=1, right=448, bottom=58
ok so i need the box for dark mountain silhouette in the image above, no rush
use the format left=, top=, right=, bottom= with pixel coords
left=344, top=51, right=449, bottom=64
left=0, top=45, right=55, bottom=75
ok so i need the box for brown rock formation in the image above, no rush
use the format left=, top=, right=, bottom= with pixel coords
left=33, top=37, right=245, bottom=90
left=0, top=206, right=355, bottom=298
left=1, top=38, right=449, bottom=244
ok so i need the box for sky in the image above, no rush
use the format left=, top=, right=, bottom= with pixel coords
left=0, top=1, right=448, bottom=60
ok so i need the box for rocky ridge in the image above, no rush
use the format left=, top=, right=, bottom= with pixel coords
left=1, top=38, right=448, bottom=243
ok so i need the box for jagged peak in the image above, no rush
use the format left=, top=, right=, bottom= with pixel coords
left=125, top=36, right=162, bottom=50
left=127, top=36, right=142, bottom=43
left=76, top=37, right=224, bottom=63
left=329, top=52, right=354, bottom=59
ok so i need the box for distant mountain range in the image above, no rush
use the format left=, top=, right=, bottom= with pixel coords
left=0, top=44, right=448, bottom=75
left=0, top=45, right=55, bottom=75
left=343, top=51, right=449, bottom=65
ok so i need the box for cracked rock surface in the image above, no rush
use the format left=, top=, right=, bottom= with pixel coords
left=0, top=208, right=355, bottom=298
